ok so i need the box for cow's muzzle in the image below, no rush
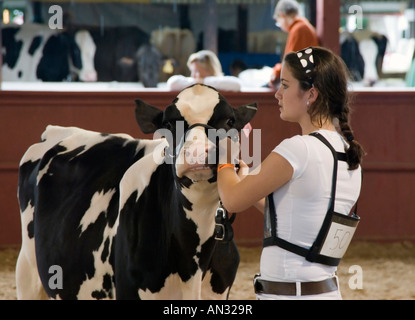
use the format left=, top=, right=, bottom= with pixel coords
left=173, top=123, right=238, bottom=181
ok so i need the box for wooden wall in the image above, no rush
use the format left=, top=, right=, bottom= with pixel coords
left=1, top=89, right=414, bottom=247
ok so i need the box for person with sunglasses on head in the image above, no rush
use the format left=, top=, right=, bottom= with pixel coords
left=269, top=0, right=319, bottom=89
left=217, top=47, right=365, bottom=300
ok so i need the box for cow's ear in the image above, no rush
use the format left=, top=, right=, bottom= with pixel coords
left=135, top=99, right=164, bottom=134
left=233, top=103, right=258, bottom=130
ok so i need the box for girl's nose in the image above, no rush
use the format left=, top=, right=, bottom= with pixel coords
left=275, top=87, right=282, bottom=100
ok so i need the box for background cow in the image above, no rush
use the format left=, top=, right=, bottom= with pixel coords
left=16, top=84, right=257, bottom=300
left=2, top=23, right=97, bottom=82
left=77, top=26, right=165, bottom=87
left=340, top=31, right=388, bottom=86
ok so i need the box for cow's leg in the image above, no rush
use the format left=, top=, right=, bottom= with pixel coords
left=201, top=240, right=240, bottom=300
left=16, top=247, right=48, bottom=300
left=201, top=270, right=229, bottom=300
left=15, top=207, right=48, bottom=300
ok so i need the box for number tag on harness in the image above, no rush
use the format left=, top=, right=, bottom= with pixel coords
left=319, top=212, right=360, bottom=259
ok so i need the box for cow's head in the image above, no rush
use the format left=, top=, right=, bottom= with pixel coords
left=136, top=44, right=163, bottom=88
left=135, top=84, right=257, bottom=185
left=73, top=30, right=97, bottom=82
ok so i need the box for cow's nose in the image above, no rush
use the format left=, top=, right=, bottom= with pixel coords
left=183, top=143, right=215, bottom=165
left=184, top=144, right=207, bottom=159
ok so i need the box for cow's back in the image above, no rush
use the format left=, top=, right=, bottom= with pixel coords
left=17, top=126, right=153, bottom=299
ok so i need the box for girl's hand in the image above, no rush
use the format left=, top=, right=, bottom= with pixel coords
left=218, top=136, right=240, bottom=165
left=237, top=160, right=250, bottom=181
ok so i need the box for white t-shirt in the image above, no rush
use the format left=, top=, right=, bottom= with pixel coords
left=260, top=130, right=362, bottom=283
left=167, top=75, right=242, bottom=92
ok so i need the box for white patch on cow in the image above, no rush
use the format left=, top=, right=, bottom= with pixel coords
left=118, top=139, right=167, bottom=214
left=74, top=30, right=97, bottom=82
left=359, top=39, right=379, bottom=84
left=19, top=125, right=73, bottom=166
left=138, top=270, right=203, bottom=299
left=79, top=189, right=116, bottom=234
left=175, top=85, right=219, bottom=125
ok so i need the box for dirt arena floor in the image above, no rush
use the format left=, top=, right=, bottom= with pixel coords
left=1, top=241, right=414, bottom=300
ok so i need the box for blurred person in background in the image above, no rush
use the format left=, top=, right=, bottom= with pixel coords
left=167, top=50, right=242, bottom=92
left=269, top=0, right=319, bottom=89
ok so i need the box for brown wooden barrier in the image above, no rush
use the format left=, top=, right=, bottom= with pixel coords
left=1, top=89, right=414, bottom=247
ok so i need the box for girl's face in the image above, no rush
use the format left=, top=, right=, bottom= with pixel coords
left=189, top=61, right=212, bottom=82
left=275, top=63, right=310, bottom=124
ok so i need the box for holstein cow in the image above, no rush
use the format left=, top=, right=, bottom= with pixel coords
left=2, top=23, right=97, bottom=82
left=16, top=84, right=257, bottom=300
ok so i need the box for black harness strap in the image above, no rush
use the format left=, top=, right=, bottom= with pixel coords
left=263, top=132, right=358, bottom=266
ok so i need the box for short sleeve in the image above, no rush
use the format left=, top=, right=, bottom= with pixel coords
left=272, top=135, right=309, bottom=180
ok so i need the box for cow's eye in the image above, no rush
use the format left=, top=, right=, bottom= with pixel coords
left=227, top=118, right=235, bottom=127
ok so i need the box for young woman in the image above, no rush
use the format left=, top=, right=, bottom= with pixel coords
left=217, top=47, right=364, bottom=300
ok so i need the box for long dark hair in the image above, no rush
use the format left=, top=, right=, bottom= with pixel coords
left=284, top=46, right=365, bottom=170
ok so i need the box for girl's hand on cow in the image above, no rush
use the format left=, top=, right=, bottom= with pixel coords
left=218, top=136, right=240, bottom=165
left=236, top=160, right=249, bottom=181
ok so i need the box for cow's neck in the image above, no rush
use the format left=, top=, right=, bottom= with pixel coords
left=179, top=181, right=219, bottom=245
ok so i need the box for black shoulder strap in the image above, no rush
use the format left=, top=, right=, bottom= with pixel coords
left=309, top=132, right=347, bottom=211
left=263, top=132, right=348, bottom=258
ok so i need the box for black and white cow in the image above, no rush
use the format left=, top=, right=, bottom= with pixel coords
left=2, top=23, right=97, bottom=82
left=16, top=84, right=257, bottom=300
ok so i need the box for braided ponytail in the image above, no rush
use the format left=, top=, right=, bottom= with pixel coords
left=337, top=107, right=365, bottom=170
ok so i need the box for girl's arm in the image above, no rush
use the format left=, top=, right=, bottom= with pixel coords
left=217, top=151, right=293, bottom=213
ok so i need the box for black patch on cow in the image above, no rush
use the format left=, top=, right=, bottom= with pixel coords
left=68, top=32, right=83, bottom=70
left=103, top=273, right=113, bottom=298
left=36, top=34, right=70, bottom=81
left=90, top=26, right=150, bottom=82
left=18, top=159, right=41, bottom=213
left=101, top=237, right=110, bottom=263
left=341, top=35, right=365, bottom=81
left=30, top=136, right=143, bottom=299
left=2, top=27, right=23, bottom=69
left=136, top=44, right=162, bottom=88
left=28, top=35, right=42, bottom=56
left=27, top=220, right=34, bottom=239
left=91, top=289, right=106, bottom=300
left=36, top=32, right=82, bottom=81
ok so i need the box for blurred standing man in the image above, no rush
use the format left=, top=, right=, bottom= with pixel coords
left=269, top=0, right=320, bottom=88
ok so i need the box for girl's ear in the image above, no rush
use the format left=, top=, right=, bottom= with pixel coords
left=308, top=87, right=319, bottom=104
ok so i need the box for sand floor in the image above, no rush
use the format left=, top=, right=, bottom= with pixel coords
left=1, top=241, right=414, bottom=300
